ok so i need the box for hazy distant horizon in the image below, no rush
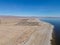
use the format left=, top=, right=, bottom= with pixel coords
left=0, top=15, right=60, bottom=18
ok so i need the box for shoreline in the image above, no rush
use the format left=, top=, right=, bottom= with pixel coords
left=51, top=29, right=56, bottom=45
left=39, top=20, right=55, bottom=45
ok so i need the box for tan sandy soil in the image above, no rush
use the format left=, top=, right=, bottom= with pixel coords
left=0, top=17, right=54, bottom=45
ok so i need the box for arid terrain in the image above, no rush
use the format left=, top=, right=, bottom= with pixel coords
left=0, top=16, right=54, bottom=45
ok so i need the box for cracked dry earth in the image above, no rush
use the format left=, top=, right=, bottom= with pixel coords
left=0, top=18, right=54, bottom=45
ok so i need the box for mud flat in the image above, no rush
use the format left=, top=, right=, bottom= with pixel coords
left=0, top=17, right=54, bottom=45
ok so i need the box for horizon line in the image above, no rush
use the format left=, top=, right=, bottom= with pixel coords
left=0, top=15, right=60, bottom=18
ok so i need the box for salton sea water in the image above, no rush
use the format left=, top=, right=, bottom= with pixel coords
left=40, top=18, right=60, bottom=45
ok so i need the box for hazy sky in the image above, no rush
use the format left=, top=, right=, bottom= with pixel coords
left=0, top=0, right=60, bottom=16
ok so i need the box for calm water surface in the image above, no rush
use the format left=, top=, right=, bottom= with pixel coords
left=40, top=18, right=60, bottom=45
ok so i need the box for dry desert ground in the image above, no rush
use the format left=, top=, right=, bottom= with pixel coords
left=0, top=17, right=54, bottom=45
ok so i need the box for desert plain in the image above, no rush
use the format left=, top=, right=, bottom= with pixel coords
left=0, top=16, right=54, bottom=45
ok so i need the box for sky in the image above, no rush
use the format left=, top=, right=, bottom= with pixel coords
left=0, top=0, right=60, bottom=17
